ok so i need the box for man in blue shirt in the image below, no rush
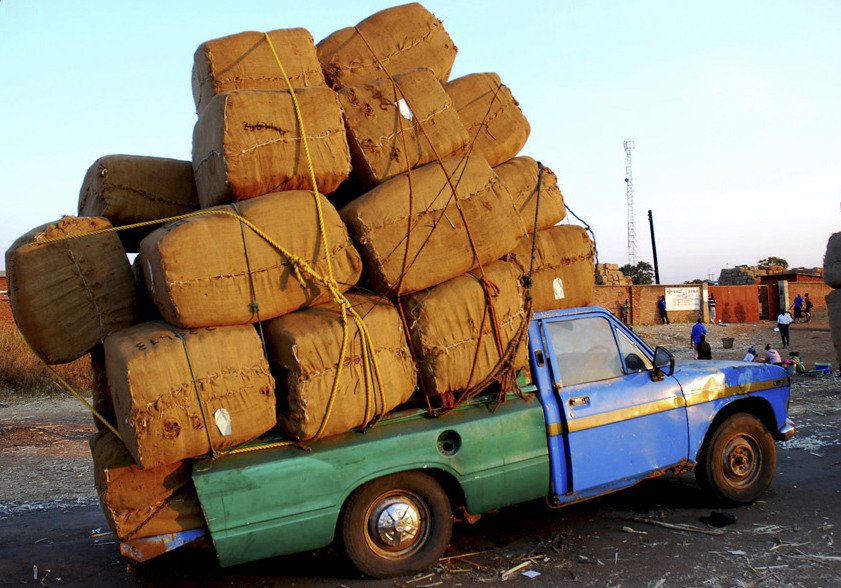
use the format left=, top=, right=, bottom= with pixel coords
left=690, top=317, right=707, bottom=358
left=791, top=293, right=803, bottom=321
left=657, top=296, right=669, bottom=324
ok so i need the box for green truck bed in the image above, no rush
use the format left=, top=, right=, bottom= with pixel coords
left=192, top=388, right=550, bottom=567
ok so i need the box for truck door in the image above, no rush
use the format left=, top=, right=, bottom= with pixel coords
left=540, top=314, right=689, bottom=497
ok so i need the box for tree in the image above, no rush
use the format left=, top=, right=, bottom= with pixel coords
left=620, top=261, right=654, bottom=285
left=757, top=256, right=788, bottom=270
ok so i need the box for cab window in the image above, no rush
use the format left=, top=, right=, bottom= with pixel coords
left=616, top=328, right=653, bottom=373
left=546, top=317, right=624, bottom=387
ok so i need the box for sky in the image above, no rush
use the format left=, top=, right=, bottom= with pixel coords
left=1, top=0, right=839, bottom=283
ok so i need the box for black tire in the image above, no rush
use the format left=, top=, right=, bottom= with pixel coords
left=696, top=413, right=776, bottom=505
left=340, top=471, right=452, bottom=579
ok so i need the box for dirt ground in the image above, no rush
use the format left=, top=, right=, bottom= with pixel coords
left=0, top=312, right=839, bottom=586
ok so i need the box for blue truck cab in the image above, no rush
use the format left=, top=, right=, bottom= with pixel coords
left=127, top=306, right=795, bottom=578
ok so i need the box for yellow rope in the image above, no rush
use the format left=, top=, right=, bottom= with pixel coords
left=25, top=33, right=391, bottom=445
left=263, top=32, right=387, bottom=437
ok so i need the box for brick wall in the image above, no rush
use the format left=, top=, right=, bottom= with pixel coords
left=595, top=284, right=770, bottom=325
left=594, top=284, right=705, bottom=325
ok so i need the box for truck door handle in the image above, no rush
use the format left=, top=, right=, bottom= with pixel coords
left=569, top=396, right=590, bottom=407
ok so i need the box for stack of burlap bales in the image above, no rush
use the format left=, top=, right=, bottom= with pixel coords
left=823, top=233, right=841, bottom=370
left=596, top=263, right=632, bottom=286
left=4, top=2, right=596, bottom=541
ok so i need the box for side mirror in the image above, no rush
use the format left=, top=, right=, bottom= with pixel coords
left=651, top=346, right=675, bottom=380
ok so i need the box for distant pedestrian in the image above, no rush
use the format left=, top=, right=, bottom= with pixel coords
left=690, top=317, right=707, bottom=357
left=804, top=293, right=813, bottom=321
left=696, top=334, right=712, bottom=359
left=790, top=293, right=803, bottom=321
left=776, top=310, right=793, bottom=348
left=620, top=299, right=630, bottom=325
left=657, top=295, right=670, bottom=324
left=763, top=343, right=782, bottom=365
left=707, top=293, right=717, bottom=323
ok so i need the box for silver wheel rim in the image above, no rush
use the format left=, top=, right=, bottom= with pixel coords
left=365, top=490, right=430, bottom=560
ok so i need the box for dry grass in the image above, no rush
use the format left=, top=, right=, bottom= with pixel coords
left=0, top=328, right=93, bottom=397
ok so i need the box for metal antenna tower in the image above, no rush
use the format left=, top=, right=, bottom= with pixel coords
left=623, top=140, right=637, bottom=266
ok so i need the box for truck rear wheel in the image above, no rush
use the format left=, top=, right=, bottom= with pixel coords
left=340, top=471, right=452, bottom=579
left=696, top=413, right=776, bottom=505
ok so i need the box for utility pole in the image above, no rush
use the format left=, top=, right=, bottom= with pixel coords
left=624, top=140, right=637, bottom=266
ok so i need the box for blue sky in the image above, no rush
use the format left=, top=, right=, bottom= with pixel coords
left=1, top=0, right=839, bottom=283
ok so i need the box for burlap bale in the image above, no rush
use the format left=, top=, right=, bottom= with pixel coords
left=494, top=157, right=566, bottom=232
left=505, top=225, right=595, bottom=311
left=445, top=73, right=530, bottom=167
left=141, top=191, right=361, bottom=328
left=131, top=255, right=162, bottom=323
left=192, top=28, right=325, bottom=113
left=826, top=289, right=841, bottom=370
left=90, top=430, right=203, bottom=541
left=317, top=3, right=457, bottom=90
left=404, top=261, right=529, bottom=399
left=823, top=232, right=841, bottom=288
left=90, top=345, right=116, bottom=431
left=77, top=155, right=199, bottom=252
left=338, top=67, right=469, bottom=187
left=264, top=291, right=417, bottom=441
left=105, top=321, right=276, bottom=469
left=341, top=156, right=527, bottom=295
left=192, top=87, right=351, bottom=208
left=5, top=217, right=137, bottom=364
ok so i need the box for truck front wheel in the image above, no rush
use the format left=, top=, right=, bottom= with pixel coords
left=696, top=413, right=776, bottom=505
left=340, top=471, right=452, bottom=578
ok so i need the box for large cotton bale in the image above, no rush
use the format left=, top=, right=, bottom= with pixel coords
left=104, top=321, right=276, bottom=469
left=341, top=156, right=527, bottom=295
left=5, top=217, right=137, bottom=364
left=78, top=155, right=199, bottom=252
left=192, top=28, right=325, bottom=113
left=445, top=73, right=530, bottom=167
left=494, top=157, right=566, bottom=232
left=90, top=430, right=203, bottom=541
left=264, top=291, right=417, bottom=441
left=824, top=232, right=841, bottom=288
left=192, top=87, right=350, bottom=208
left=140, top=190, right=362, bottom=329
left=317, top=3, right=457, bottom=90
left=504, top=225, right=595, bottom=311
left=338, top=67, right=469, bottom=187
left=404, top=261, right=529, bottom=401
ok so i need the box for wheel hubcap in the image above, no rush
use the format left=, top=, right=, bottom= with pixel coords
left=365, top=491, right=429, bottom=558
left=374, top=499, right=420, bottom=548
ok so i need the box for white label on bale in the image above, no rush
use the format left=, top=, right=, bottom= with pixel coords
left=214, top=408, right=232, bottom=436
left=552, top=277, right=565, bottom=300
left=396, top=98, right=414, bottom=120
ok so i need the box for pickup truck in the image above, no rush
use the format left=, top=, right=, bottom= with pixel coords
left=121, top=306, right=795, bottom=578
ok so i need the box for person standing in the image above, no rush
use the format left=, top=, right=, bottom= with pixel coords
left=696, top=334, right=712, bottom=359
left=790, top=293, right=803, bottom=321
left=619, top=299, right=630, bottom=325
left=690, top=317, right=707, bottom=358
left=776, top=310, right=793, bottom=348
left=708, top=293, right=717, bottom=324
left=804, top=293, right=813, bottom=320
left=657, top=295, right=670, bottom=324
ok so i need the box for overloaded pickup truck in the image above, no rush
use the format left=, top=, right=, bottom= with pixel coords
left=122, top=306, right=795, bottom=578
